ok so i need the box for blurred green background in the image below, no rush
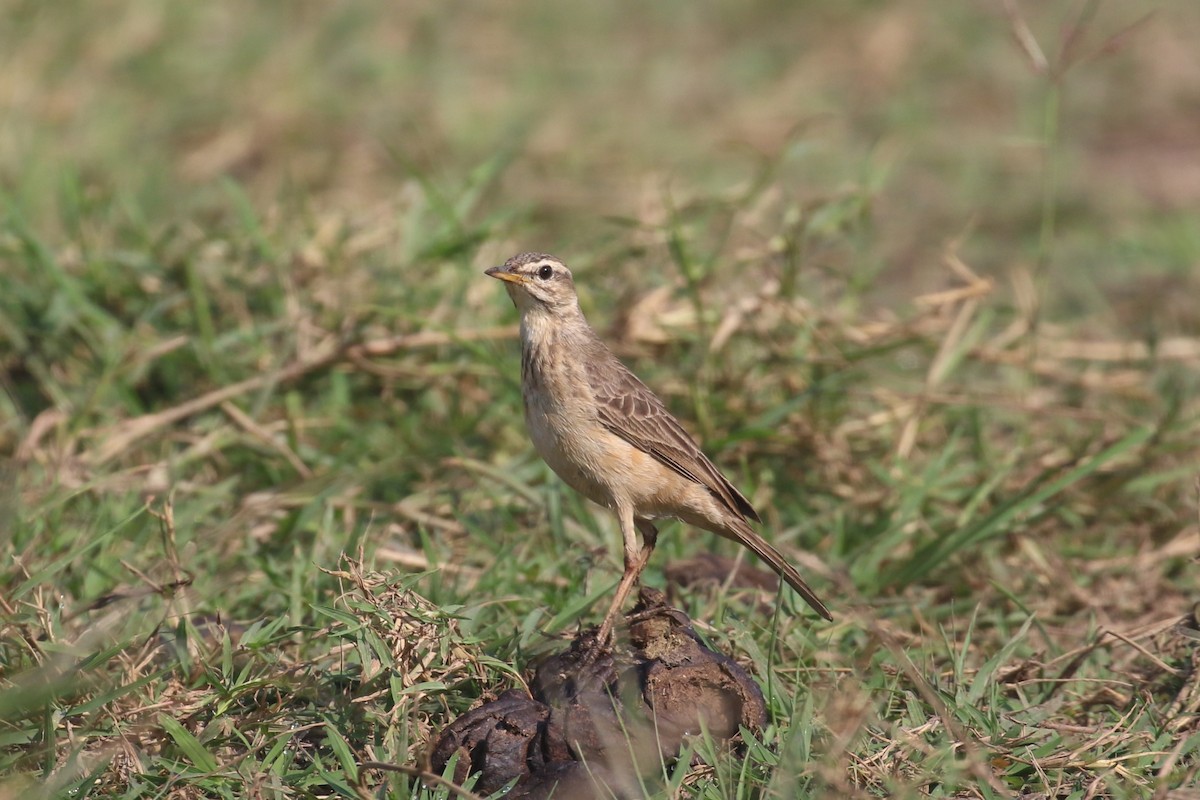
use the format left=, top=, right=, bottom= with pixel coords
left=5, top=1, right=1197, bottom=306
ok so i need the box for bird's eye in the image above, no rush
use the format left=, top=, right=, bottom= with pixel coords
left=536, top=264, right=554, bottom=281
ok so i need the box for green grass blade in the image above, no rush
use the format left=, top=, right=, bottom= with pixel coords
left=158, top=713, right=219, bottom=773
left=891, top=425, right=1154, bottom=587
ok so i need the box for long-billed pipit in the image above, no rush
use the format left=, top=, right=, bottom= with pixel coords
left=487, top=252, right=832, bottom=643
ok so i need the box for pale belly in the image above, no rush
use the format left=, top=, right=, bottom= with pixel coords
left=526, top=399, right=615, bottom=506
left=524, top=395, right=703, bottom=520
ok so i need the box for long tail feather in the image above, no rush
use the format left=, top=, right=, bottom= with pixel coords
left=722, top=520, right=833, bottom=621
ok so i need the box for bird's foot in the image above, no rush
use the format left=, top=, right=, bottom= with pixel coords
left=579, top=614, right=619, bottom=665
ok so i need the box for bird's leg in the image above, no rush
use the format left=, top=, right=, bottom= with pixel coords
left=594, top=512, right=658, bottom=647
left=632, top=519, right=658, bottom=589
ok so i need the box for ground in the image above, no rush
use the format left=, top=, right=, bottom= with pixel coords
left=1, top=2, right=1198, bottom=798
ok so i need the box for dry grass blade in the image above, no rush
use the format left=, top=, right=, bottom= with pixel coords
left=1037, top=337, right=1200, bottom=364
left=219, top=400, right=313, bottom=478
left=1002, top=0, right=1049, bottom=76
left=896, top=245, right=993, bottom=459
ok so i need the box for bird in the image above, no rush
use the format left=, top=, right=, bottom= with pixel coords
left=486, top=252, right=832, bottom=644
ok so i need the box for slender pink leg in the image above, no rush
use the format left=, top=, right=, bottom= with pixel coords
left=594, top=518, right=658, bottom=646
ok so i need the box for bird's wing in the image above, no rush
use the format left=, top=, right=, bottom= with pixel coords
left=584, top=355, right=761, bottom=523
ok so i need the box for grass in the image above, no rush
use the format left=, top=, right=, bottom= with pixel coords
left=2, top=2, right=1199, bottom=797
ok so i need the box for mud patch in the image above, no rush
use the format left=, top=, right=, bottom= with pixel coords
left=431, top=588, right=767, bottom=799
left=665, top=553, right=781, bottom=592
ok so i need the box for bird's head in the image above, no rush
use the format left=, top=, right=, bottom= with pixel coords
left=485, top=252, right=578, bottom=315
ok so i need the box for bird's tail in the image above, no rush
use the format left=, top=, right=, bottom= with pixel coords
left=722, top=520, right=833, bottom=621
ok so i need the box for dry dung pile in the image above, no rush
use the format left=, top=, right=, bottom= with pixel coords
left=432, top=588, right=767, bottom=798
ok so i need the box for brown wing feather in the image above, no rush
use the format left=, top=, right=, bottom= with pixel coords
left=584, top=352, right=761, bottom=523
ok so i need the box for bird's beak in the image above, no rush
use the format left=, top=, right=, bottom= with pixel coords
left=485, top=266, right=525, bottom=284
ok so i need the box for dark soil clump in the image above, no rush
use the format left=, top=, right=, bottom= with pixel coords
left=431, top=588, right=767, bottom=798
